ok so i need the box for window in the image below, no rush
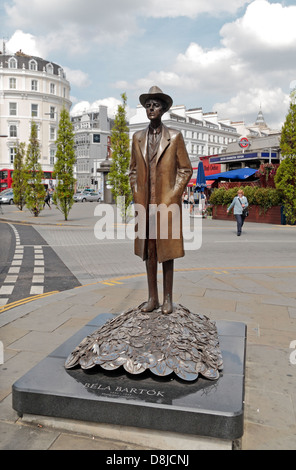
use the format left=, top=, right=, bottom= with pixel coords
left=8, top=58, right=17, bottom=69
left=10, top=147, right=17, bottom=164
left=31, top=80, right=38, bottom=91
left=50, top=149, right=55, bottom=165
left=9, top=103, right=17, bottom=116
left=50, top=127, right=56, bottom=140
left=50, top=106, right=56, bottom=119
left=46, top=63, right=54, bottom=74
left=50, top=83, right=56, bottom=94
left=9, top=78, right=16, bottom=89
left=29, top=60, right=37, bottom=71
left=9, top=125, right=17, bottom=138
left=31, top=104, right=38, bottom=117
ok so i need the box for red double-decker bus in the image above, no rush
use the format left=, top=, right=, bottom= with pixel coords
left=0, top=168, right=56, bottom=192
left=0, top=169, right=13, bottom=191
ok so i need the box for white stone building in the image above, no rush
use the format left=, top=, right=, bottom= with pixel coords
left=129, top=104, right=240, bottom=165
left=0, top=51, right=71, bottom=170
left=70, top=106, right=113, bottom=191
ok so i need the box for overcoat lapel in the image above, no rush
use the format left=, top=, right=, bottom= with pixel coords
left=137, top=125, right=171, bottom=166
left=138, top=128, right=148, bottom=165
left=156, top=125, right=171, bottom=165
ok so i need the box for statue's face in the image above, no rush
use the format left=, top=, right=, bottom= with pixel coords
left=145, top=99, right=165, bottom=122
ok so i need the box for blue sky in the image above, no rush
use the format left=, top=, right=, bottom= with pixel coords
left=1, top=0, right=296, bottom=128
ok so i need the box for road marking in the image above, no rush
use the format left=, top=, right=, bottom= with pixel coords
left=4, top=275, right=18, bottom=283
left=30, top=246, right=45, bottom=295
left=0, top=285, right=14, bottom=295
left=34, top=260, right=44, bottom=266
left=32, top=275, right=44, bottom=283
left=0, top=291, right=59, bottom=314
left=0, top=224, right=23, bottom=305
left=34, top=267, right=44, bottom=274
left=0, top=224, right=48, bottom=305
left=8, top=267, right=20, bottom=274
left=30, top=286, right=44, bottom=295
left=101, top=282, right=118, bottom=286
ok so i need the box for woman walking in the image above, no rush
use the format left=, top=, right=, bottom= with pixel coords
left=44, top=189, right=51, bottom=209
left=227, top=189, right=248, bottom=236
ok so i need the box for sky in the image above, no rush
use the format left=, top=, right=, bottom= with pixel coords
left=1, top=0, right=296, bottom=129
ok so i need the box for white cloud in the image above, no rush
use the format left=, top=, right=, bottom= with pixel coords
left=140, top=0, right=251, bottom=18
left=4, top=0, right=296, bottom=130
left=221, top=0, right=296, bottom=51
left=5, top=0, right=141, bottom=54
left=63, top=67, right=91, bottom=88
left=6, top=30, right=42, bottom=56
left=214, top=87, right=290, bottom=129
left=128, top=1, right=296, bottom=128
left=5, top=30, right=91, bottom=92
left=71, top=97, right=136, bottom=120
left=4, top=0, right=253, bottom=56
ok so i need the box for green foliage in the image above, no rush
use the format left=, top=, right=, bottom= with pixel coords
left=25, top=121, right=45, bottom=217
left=280, top=97, right=296, bottom=156
left=209, top=186, right=283, bottom=213
left=12, top=142, right=27, bottom=211
left=274, top=155, right=296, bottom=224
left=208, top=187, right=226, bottom=205
left=109, top=93, right=133, bottom=222
left=52, top=107, right=76, bottom=221
left=275, top=93, right=296, bottom=224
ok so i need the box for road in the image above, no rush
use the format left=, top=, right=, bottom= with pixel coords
left=1, top=202, right=296, bottom=450
left=0, top=221, right=80, bottom=306
left=35, top=212, right=296, bottom=283
left=1, top=202, right=296, bottom=304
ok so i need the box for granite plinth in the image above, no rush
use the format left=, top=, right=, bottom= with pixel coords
left=12, top=313, right=246, bottom=441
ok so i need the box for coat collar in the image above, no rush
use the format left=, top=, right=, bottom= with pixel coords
left=138, top=124, right=171, bottom=165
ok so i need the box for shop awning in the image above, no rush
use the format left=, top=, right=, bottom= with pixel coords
left=205, top=167, right=257, bottom=180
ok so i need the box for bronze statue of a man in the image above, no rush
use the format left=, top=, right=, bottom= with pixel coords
left=129, top=86, right=192, bottom=315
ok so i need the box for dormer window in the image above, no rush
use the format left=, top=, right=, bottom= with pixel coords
left=29, top=59, right=37, bottom=71
left=46, top=63, right=54, bottom=74
left=8, top=57, right=17, bottom=69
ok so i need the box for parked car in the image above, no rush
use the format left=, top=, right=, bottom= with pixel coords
left=82, top=188, right=95, bottom=193
left=0, top=189, right=14, bottom=204
left=73, top=192, right=101, bottom=202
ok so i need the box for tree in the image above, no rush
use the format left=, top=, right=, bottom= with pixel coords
left=25, top=121, right=45, bottom=217
left=108, top=93, right=132, bottom=222
left=275, top=91, right=296, bottom=224
left=12, top=142, right=27, bottom=211
left=52, top=107, right=76, bottom=221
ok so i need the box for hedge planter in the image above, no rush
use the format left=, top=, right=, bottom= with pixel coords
left=212, top=205, right=282, bottom=224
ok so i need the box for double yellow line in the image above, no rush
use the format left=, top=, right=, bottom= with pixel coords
left=0, top=291, right=59, bottom=314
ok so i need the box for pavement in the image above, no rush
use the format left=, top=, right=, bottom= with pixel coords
left=0, top=203, right=296, bottom=450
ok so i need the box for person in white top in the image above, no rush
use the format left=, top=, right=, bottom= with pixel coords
left=227, top=189, right=249, bottom=236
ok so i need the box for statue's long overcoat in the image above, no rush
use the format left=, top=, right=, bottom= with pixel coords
left=129, top=124, right=193, bottom=263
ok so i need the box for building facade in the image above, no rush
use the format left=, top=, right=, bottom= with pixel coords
left=209, top=133, right=281, bottom=172
left=129, top=104, right=240, bottom=165
left=210, top=108, right=281, bottom=172
left=71, top=106, right=113, bottom=192
left=0, top=50, right=71, bottom=170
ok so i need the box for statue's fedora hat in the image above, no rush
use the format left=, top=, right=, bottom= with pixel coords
left=139, top=86, right=173, bottom=111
